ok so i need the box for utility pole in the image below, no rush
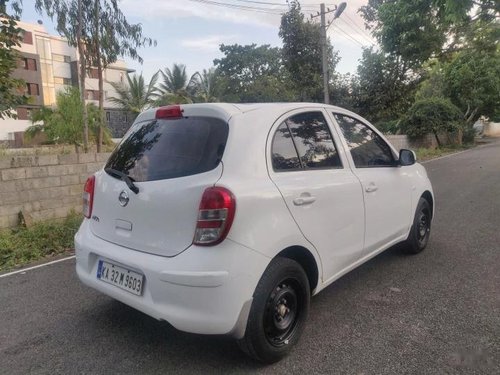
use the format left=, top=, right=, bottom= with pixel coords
left=320, top=3, right=329, bottom=104
left=312, top=3, right=347, bottom=105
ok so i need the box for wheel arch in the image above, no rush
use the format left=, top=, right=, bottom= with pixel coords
left=421, top=190, right=434, bottom=218
left=276, top=246, right=320, bottom=293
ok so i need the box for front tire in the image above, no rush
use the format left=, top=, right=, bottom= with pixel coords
left=404, top=197, right=432, bottom=254
left=238, top=257, right=310, bottom=363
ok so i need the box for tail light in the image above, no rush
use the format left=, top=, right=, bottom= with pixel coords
left=83, top=175, right=95, bottom=218
left=193, top=187, right=236, bottom=246
left=156, top=105, right=183, bottom=119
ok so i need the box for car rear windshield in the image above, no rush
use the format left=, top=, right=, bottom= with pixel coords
left=105, top=117, right=229, bottom=182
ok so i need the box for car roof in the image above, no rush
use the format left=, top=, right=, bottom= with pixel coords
left=134, top=102, right=349, bottom=124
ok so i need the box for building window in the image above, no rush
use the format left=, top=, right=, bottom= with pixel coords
left=26, top=58, right=37, bottom=71
left=88, top=68, right=99, bottom=79
left=19, top=58, right=37, bottom=71
left=36, top=37, right=51, bottom=59
left=106, top=111, right=111, bottom=123
left=85, top=90, right=100, bottom=100
left=26, top=83, right=40, bottom=96
left=20, top=30, right=33, bottom=44
left=54, top=77, right=72, bottom=85
left=52, top=53, right=71, bottom=63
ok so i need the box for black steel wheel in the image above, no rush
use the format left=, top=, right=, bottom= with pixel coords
left=405, top=197, right=432, bottom=254
left=264, top=280, right=300, bottom=347
left=238, top=257, right=310, bottom=363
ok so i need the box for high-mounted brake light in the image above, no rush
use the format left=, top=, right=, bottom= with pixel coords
left=155, top=105, right=183, bottom=119
left=193, top=187, right=236, bottom=246
left=83, top=175, right=95, bottom=219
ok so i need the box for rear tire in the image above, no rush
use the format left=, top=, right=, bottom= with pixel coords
left=238, top=257, right=310, bottom=363
left=404, top=197, right=432, bottom=254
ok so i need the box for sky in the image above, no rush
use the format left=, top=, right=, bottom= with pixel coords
left=19, top=0, right=375, bottom=81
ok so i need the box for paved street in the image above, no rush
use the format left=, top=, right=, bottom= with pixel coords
left=1, top=140, right=499, bottom=374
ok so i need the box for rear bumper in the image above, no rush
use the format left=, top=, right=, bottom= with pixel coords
left=75, top=220, right=270, bottom=338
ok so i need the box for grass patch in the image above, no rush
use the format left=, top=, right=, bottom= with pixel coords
left=0, top=213, right=82, bottom=272
left=415, top=144, right=473, bottom=161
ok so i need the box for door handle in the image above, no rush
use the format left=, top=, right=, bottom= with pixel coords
left=293, top=195, right=316, bottom=206
left=365, top=183, right=378, bottom=193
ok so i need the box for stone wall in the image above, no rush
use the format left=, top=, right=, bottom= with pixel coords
left=386, top=133, right=458, bottom=151
left=0, top=152, right=110, bottom=229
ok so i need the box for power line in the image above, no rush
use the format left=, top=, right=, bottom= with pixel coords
left=233, top=0, right=321, bottom=10
left=187, top=0, right=284, bottom=14
left=188, top=0, right=320, bottom=16
left=336, top=17, right=375, bottom=45
left=343, top=13, right=377, bottom=44
left=232, top=0, right=288, bottom=6
left=330, top=23, right=365, bottom=47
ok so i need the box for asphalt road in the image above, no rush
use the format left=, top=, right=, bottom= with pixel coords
left=1, top=140, right=499, bottom=375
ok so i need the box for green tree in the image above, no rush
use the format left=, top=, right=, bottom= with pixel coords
left=359, top=0, right=499, bottom=64
left=26, top=87, right=105, bottom=152
left=353, top=47, right=416, bottom=123
left=84, top=0, right=155, bottom=151
left=360, top=0, right=447, bottom=68
left=279, top=0, right=339, bottom=101
left=400, top=97, right=464, bottom=147
left=214, top=43, right=294, bottom=102
left=157, top=63, right=198, bottom=104
left=0, top=0, right=27, bottom=119
left=191, top=68, right=219, bottom=103
left=443, top=24, right=500, bottom=123
left=109, top=72, right=160, bottom=114
left=415, top=60, right=446, bottom=101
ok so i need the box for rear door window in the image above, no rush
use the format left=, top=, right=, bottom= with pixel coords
left=271, top=122, right=302, bottom=171
left=105, top=117, right=229, bottom=181
left=270, top=111, right=342, bottom=172
left=286, top=112, right=342, bottom=169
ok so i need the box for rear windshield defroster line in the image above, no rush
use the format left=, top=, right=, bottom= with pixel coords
left=105, top=117, right=229, bottom=182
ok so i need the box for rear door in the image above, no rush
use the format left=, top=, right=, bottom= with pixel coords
left=330, top=112, right=412, bottom=253
left=268, top=109, right=365, bottom=281
left=90, top=115, right=229, bottom=257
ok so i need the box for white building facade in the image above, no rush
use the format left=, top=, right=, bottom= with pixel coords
left=1, top=20, right=134, bottom=143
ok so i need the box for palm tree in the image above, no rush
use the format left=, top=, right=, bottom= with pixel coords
left=192, top=68, right=219, bottom=103
left=109, top=72, right=160, bottom=114
left=157, top=63, right=199, bottom=105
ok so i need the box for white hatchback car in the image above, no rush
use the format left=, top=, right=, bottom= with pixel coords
left=75, top=103, right=434, bottom=363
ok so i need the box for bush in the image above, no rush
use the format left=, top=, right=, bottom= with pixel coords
left=375, top=119, right=400, bottom=134
left=400, top=97, right=465, bottom=147
left=0, top=213, right=82, bottom=271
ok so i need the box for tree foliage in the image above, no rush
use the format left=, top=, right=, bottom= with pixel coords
left=0, top=0, right=27, bottom=119
left=214, top=44, right=294, bottom=102
left=358, top=0, right=499, bottom=141
left=157, top=63, right=199, bottom=104
left=353, top=47, right=416, bottom=123
left=360, top=0, right=448, bottom=68
left=279, top=0, right=339, bottom=101
left=400, top=97, right=464, bottom=146
left=109, top=72, right=160, bottom=114
left=26, top=87, right=109, bottom=152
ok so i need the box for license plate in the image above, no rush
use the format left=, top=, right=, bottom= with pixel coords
left=97, top=260, right=144, bottom=296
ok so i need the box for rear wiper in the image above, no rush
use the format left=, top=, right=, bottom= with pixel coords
left=104, top=168, right=139, bottom=194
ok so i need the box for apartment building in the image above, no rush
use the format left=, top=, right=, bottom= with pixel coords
left=0, top=20, right=135, bottom=143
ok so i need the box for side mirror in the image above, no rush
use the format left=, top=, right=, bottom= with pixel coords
left=399, top=149, right=416, bottom=166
